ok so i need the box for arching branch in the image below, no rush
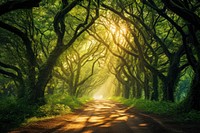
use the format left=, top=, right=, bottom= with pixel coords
left=0, top=0, right=41, bottom=16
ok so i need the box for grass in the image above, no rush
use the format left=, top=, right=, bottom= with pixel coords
left=23, top=116, right=57, bottom=124
left=111, top=97, right=200, bottom=122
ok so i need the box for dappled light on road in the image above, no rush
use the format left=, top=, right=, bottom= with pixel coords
left=49, top=100, right=166, bottom=133
left=139, top=123, right=148, bottom=127
left=10, top=100, right=171, bottom=133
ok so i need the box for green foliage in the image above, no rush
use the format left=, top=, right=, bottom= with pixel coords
left=0, top=93, right=91, bottom=132
left=0, top=96, right=38, bottom=132
left=112, top=97, right=200, bottom=122
left=45, top=92, right=82, bottom=110
left=36, top=92, right=92, bottom=117
left=38, top=103, right=71, bottom=116
left=112, top=97, right=176, bottom=115
left=78, top=96, right=93, bottom=104
left=176, top=110, right=200, bottom=122
left=175, top=67, right=193, bottom=102
left=25, top=116, right=56, bottom=124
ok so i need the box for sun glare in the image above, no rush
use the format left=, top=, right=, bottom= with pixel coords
left=109, top=24, right=127, bottom=35
left=110, top=25, right=117, bottom=33
left=92, top=76, right=116, bottom=100
left=93, top=95, right=103, bottom=100
left=100, top=16, right=127, bottom=35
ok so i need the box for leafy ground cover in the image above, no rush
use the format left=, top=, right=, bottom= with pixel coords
left=111, top=97, right=200, bottom=122
left=0, top=93, right=91, bottom=133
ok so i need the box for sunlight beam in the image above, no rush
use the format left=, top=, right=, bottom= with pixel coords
left=93, top=94, right=103, bottom=100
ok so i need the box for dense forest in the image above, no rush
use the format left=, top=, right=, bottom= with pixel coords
left=0, top=0, right=200, bottom=131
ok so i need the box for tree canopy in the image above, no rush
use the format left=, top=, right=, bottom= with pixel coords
left=0, top=0, right=200, bottom=112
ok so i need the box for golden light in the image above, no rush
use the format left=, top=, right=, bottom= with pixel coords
left=139, top=123, right=148, bottom=127
left=92, top=76, right=116, bottom=100
left=110, top=24, right=117, bottom=33
left=99, top=16, right=128, bottom=37
left=93, top=94, right=103, bottom=100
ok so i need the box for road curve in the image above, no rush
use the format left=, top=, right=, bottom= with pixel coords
left=10, top=100, right=176, bottom=133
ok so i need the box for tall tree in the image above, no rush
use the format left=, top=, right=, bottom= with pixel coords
left=53, top=41, right=106, bottom=97
left=101, top=1, right=188, bottom=102
left=143, top=0, right=200, bottom=111
left=0, top=0, right=100, bottom=104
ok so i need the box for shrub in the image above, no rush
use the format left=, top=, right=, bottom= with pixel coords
left=37, top=93, right=91, bottom=117
left=113, top=97, right=177, bottom=115
left=0, top=93, right=91, bottom=132
left=38, top=103, right=71, bottom=116
left=0, top=96, right=38, bottom=132
left=112, top=97, right=200, bottom=122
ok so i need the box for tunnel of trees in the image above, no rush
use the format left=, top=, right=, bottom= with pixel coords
left=0, top=0, right=200, bottom=121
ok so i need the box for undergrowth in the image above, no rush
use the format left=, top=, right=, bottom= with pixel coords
left=0, top=93, right=91, bottom=133
left=0, top=96, right=38, bottom=133
left=111, top=97, right=200, bottom=122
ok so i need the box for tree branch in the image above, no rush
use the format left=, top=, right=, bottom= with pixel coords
left=0, top=21, right=36, bottom=66
left=0, top=0, right=41, bottom=16
left=0, top=68, right=18, bottom=79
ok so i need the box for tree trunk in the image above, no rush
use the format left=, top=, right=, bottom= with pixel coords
left=124, top=83, right=130, bottom=99
left=182, top=17, right=200, bottom=111
left=30, top=46, right=64, bottom=104
left=136, top=81, right=142, bottom=98
left=184, top=66, right=200, bottom=111
left=151, top=73, right=158, bottom=101
left=163, top=49, right=183, bottom=102
left=132, top=82, right=136, bottom=98
left=162, top=65, right=179, bottom=102
left=144, top=74, right=150, bottom=99
left=115, top=82, right=121, bottom=97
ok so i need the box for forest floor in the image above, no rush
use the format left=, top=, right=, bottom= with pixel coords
left=9, top=100, right=200, bottom=133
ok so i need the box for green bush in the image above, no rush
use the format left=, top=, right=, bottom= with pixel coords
left=38, top=103, right=71, bottom=116
left=176, top=110, right=200, bottom=122
left=112, top=97, right=177, bottom=115
left=78, top=96, right=93, bottom=104
left=112, top=97, right=200, bottom=122
left=45, top=92, right=82, bottom=110
left=0, top=96, right=38, bottom=132
left=37, top=93, right=92, bottom=117
left=0, top=93, right=91, bottom=132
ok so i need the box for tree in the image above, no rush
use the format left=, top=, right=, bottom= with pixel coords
left=142, top=0, right=200, bottom=111
left=101, top=1, right=189, bottom=102
left=162, top=0, right=200, bottom=111
left=0, top=0, right=100, bottom=104
left=53, top=40, right=106, bottom=97
left=0, top=0, right=199, bottom=112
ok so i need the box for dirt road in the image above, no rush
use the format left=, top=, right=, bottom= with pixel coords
left=10, top=100, right=184, bottom=133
